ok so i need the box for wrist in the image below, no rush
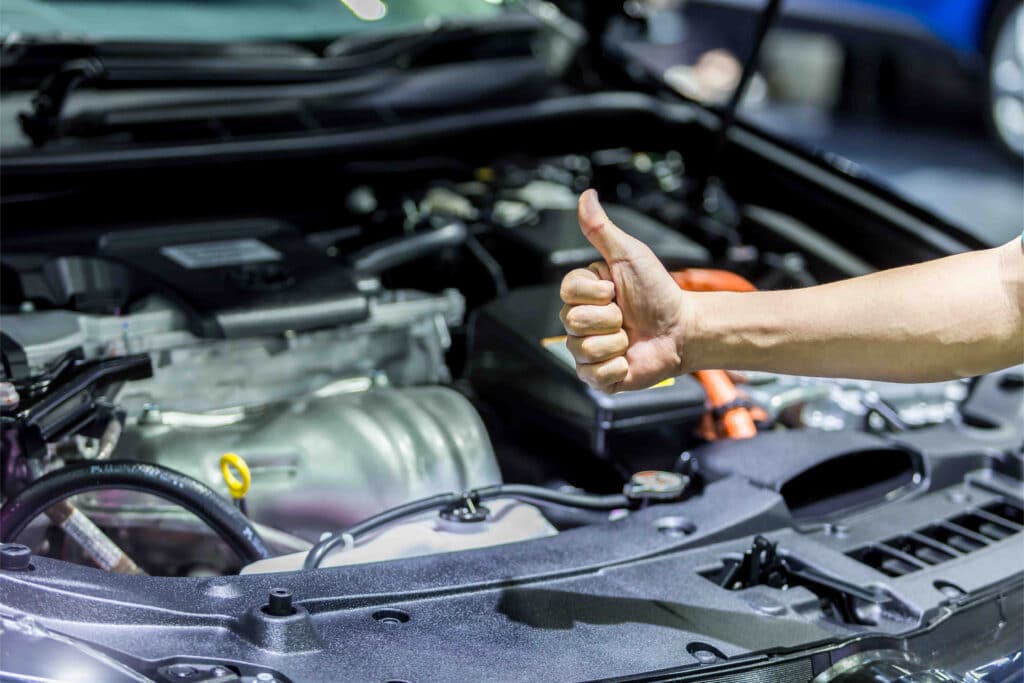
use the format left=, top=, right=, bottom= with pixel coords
left=674, top=290, right=706, bottom=374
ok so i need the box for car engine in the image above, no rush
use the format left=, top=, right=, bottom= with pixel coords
left=2, top=147, right=1013, bottom=578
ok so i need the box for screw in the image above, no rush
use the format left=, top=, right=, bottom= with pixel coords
left=936, top=582, right=966, bottom=598
left=265, top=588, right=294, bottom=616
left=823, top=523, right=849, bottom=538
left=255, top=674, right=277, bottom=682
left=687, top=642, right=723, bottom=664
left=166, top=663, right=199, bottom=679
left=0, top=544, right=31, bottom=571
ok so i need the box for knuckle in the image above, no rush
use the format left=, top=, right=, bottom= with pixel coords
left=559, top=281, right=571, bottom=302
left=565, top=308, right=583, bottom=331
left=559, top=277, right=580, bottom=302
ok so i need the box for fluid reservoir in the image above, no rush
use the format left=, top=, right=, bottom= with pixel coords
left=241, top=499, right=556, bottom=573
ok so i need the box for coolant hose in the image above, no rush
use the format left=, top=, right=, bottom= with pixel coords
left=670, top=269, right=758, bottom=294
left=1, top=460, right=271, bottom=565
left=694, top=369, right=757, bottom=439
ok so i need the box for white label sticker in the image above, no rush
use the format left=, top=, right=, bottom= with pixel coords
left=160, top=239, right=281, bottom=269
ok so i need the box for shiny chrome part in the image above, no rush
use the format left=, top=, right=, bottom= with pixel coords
left=812, top=650, right=960, bottom=683
left=747, top=375, right=969, bottom=431
left=81, top=386, right=501, bottom=545
left=762, top=384, right=832, bottom=419
left=29, top=286, right=480, bottom=572
left=966, top=650, right=1023, bottom=682
left=115, top=289, right=461, bottom=415
left=4, top=288, right=462, bottom=411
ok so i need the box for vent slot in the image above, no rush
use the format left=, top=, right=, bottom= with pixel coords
left=980, top=501, right=1024, bottom=526
left=918, top=523, right=988, bottom=553
left=847, top=545, right=923, bottom=577
left=846, top=498, right=1021, bottom=577
left=948, top=512, right=1017, bottom=541
left=882, top=535, right=957, bottom=565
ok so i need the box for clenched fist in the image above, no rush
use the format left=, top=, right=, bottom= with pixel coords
left=559, top=190, right=692, bottom=393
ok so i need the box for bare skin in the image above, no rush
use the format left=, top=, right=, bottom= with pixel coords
left=560, top=189, right=1024, bottom=393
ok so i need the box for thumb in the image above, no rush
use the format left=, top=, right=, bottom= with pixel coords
left=578, top=189, right=637, bottom=264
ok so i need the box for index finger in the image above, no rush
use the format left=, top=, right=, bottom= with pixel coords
left=561, top=269, right=615, bottom=305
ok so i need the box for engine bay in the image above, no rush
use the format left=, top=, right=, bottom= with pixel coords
left=1, top=144, right=1008, bottom=573
left=1, top=93, right=1021, bottom=680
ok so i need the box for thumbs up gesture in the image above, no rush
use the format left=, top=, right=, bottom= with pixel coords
left=559, top=190, right=691, bottom=393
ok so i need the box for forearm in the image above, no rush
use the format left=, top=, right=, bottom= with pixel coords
left=685, top=239, right=1024, bottom=382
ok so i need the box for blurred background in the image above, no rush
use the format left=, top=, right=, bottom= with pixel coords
left=3, top=0, right=1020, bottom=244
left=623, top=0, right=1023, bottom=245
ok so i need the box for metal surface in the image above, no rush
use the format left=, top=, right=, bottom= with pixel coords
left=14, top=284, right=496, bottom=562
left=745, top=373, right=970, bottom=430
left=3, top=288, right=462, bottom=403
left=82, top=386, right=501, bottom=543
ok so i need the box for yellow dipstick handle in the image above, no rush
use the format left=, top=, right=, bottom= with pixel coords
left=219, top=452, right=251, bottom=500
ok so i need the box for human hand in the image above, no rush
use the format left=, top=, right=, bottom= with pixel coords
left=559, top=190, right=692, bottom=392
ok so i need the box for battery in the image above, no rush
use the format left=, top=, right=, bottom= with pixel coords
left=467, top=284, right=707, bottom=466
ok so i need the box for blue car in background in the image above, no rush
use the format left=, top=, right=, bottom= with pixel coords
left=689, top=0, right=1023, bottom=156
left=852, top=0, right=1000, bottom=54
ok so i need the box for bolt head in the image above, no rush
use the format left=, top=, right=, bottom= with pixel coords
left=166, top=663, right=199, bottom=679
left=0, top=544, right=31, bottom=571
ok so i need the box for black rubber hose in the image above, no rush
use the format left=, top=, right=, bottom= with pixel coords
left=1, top=460, right=271, bottom=565
left=303, top=492, right=460, bottom=570
left=484, top=485, right=629, bottom=511
left=351, top=221, right=467, bottom=275
left=303, top=484, right=629, bottom=570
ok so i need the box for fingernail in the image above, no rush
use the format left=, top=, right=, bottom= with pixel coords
left=579, top=189, right=599, bottom=219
